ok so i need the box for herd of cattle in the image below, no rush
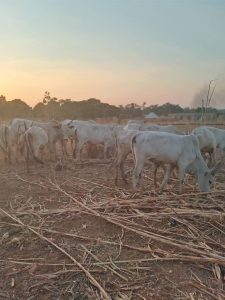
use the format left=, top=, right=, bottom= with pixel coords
left=0, top=118, right=224, bottom=193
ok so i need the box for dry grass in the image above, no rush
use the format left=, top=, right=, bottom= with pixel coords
left=0, top=156, right=225, bottom=299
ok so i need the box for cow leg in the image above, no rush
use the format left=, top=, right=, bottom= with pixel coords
left=115, top=149, right=130, bottom=185
left=132, top=158, right=145, bottom=190
left=220, top=146, right=225, bottom=161
left=61, top=139, right=69, bottom=157
left=39, top=146, right=45, bottom=163
left=73, top=141, right=83, bottom=162
left=177, top=162, right=186, bottom=194
left=25, top=147, right=30, bottom=173
left=15, top=144, right=21, bottom=163
left=7, top=148, right=12, bottom=164
left=47, top=142, right=56, bottom=161
left=208, top=150, right=216, bottom=167
left=103, top=143, right=108, bottom=160
left=159, top=164, right=173, bottom=193
left=114, top=156, right=119, bottom=185
left=153, top=163, right=160, bottom=187
left=69, top=138, right=74, bottom=156
left=120, top=161, right=128, bottom=184
left=3, top=148, right=11, bottom=164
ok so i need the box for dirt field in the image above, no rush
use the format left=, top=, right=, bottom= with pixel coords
left=0, top=150, right=225, bottom=299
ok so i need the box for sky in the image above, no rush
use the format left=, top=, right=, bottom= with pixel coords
left=0, top=0, right=225, bottom=108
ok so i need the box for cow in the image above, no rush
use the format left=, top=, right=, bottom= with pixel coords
left=113, top=125, right=184, bottom=185
left=7, top=118, right=33, bottom=162
left=124, top=123, right=185, bottom=135
left=204, top=127, right=225, bottom=158
left=192, top=126, right=217, bottom=166
left=61, top=119, right=97, bottom=157
left=7, top=118, right=62, bottom=161
left=73, top=124, right=116, bottom=161
left=18, top=126, right=48, bottom=169
left=131, top=131, right=221, bottom=193
left=29, top=120, right=62, bottom=160
left=140, top=124, right=185, bottom=135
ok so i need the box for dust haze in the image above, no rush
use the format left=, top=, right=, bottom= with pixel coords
left=191, top=83, right=225, bottom=109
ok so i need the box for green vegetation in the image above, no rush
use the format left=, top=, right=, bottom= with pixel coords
left=0, top=92, right=221, bottom=121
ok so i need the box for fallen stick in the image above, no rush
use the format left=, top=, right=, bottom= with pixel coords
left=49, top=182, right=225, bottom=265
left=0, top=208, right=110, bottom=300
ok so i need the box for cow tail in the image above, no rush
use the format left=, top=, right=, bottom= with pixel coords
left=3, top=126, right=10, bottom=162
left=131, top=134, right=137, bottom=164
left=73, top=127, right=78, bottom=159
left=3, top=126, right=8, bottom=150
left=25, top=132, right=44, bottom=164
left=111, top=133, right=118, bottom=166
left=74, top=127, right=78, bottom=143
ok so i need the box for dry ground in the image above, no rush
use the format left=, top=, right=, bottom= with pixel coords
left=0, top=152, right=225, bottom=299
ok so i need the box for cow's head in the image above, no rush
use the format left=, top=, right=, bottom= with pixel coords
left=198, top=160, right=223, bottom=192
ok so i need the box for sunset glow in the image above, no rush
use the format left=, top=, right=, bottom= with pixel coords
left=1, top=0, right=225, bottom=107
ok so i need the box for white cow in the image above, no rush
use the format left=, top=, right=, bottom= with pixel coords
left=29, top=120, right=62, bottom=159
left=7, top=118, right=33, bottom=162
left=131, top=132, right=220, bottom=193
left=61, top=119, right=97, bottom=156
left=124, top=123, right=184, bottom=135
left=204, top=127, right=225, bottom=158
left=113, top=125, right=184, bottom=184
left=18, top=126, right=48, bottom=167
left=141, top=124, right=185, bottom=135
left=73, top=124, right=116, bottom=161
left=61, top=119, right=96, bottom=140
left=7, top=118, right=62, bottom=161
left=192, top=127, right=217, bottom=166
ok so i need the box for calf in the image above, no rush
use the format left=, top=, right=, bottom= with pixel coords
left=131, top=132, right=220, bottom=193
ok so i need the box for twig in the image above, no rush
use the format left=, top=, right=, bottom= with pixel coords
left=0, top=208, right=110, bottom=300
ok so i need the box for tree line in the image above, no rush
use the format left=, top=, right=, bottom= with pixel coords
left=0, top=92, right=220, bottom=122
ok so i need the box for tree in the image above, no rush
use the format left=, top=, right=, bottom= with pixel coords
left=5, top=99, right=32, bottom=118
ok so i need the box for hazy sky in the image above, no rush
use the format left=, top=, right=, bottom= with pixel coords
left=1, top=0, right=225, bottom=107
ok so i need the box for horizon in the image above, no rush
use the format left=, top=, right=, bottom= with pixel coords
left=1, top=0, right=225, bottom=108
